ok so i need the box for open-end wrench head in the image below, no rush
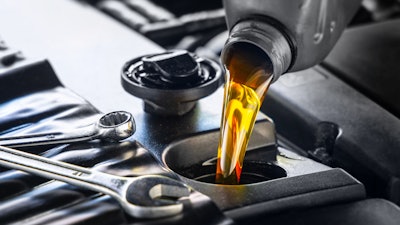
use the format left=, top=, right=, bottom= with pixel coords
left=123, top=175, right=191, bottom=218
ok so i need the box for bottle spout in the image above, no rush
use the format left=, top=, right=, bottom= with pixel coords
left=221, top=20, right=293, bottom=82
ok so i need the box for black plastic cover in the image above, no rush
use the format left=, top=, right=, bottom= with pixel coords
left=323, top=19, right=400, bottom=118
left=242, top=199, right=400, bottom=225
left=262, top=66, right=400, bottom=205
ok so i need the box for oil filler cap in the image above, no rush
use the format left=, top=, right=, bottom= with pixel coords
left=121, top=50, right=223, bottom=116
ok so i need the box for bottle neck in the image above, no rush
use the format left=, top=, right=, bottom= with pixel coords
left=221, top=20, right=292, bottom=82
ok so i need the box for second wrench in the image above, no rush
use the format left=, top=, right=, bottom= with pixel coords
left=0, top=145, right=190, bottom=218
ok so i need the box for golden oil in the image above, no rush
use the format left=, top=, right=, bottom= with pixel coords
left=216, top=42, right=273, bottom=184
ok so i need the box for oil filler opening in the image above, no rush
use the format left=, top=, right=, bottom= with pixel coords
left=163, top=138, right=287, bottom=185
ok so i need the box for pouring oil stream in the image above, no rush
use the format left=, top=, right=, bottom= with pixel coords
left=216, top=42, right=274, bottom=184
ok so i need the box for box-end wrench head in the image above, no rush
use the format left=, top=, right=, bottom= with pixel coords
left=97, top=111, right=136, bottom=141
left=0, top=111, right=136, bottom=148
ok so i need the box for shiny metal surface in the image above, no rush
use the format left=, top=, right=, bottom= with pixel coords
left=222, top=0, right=361, bottom=72
left=0, top=111, right=135, bottom=147
left=0, top=145, right=190, bottom=218
left=162, top=122, right=364, bottom=212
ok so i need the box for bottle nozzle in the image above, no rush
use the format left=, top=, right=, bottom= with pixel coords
left=221, top=20, right=292, bottom=82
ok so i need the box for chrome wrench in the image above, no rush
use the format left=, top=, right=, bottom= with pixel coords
left=0, top=111, right=135, bottom=148
left=0, top=145, right=191, bottom=218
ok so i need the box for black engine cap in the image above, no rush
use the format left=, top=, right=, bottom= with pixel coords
left=121, top=50, right=223, bottom=116
left=142, top=50, right=201, bottom=84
